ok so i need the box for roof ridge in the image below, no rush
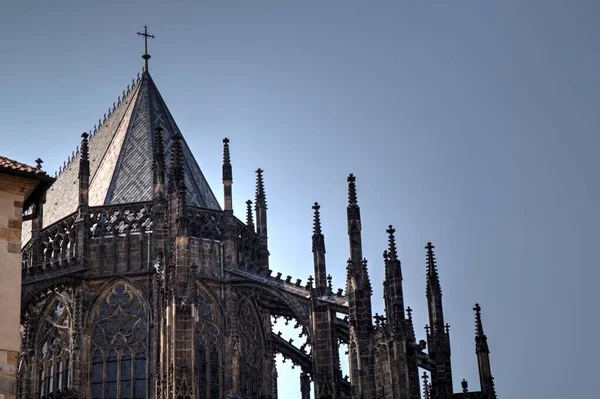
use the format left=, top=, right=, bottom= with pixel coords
left=0, top=155, right=51, bottom=178
left=54, top=69, right=144, bottom=179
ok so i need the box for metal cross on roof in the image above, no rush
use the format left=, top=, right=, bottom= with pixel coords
left=137, top=25, right=155, bottom=72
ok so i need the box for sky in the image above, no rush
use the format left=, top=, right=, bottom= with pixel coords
left=1, top=1, right=599, bottom=398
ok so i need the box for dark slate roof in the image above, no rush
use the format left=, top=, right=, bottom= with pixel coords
left=42, top=71, right=221, bottom=229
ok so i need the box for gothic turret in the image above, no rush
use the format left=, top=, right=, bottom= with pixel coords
left=255, top=168, right=268, bottom=239
left=312, top=202, right=328, bottom=297
left=425, top=242, right=453, bottom=398
left=153, top=126, right=166, bottom=200
left=246, top=200, right=255, bottom=231
left=169, top=132, right=188, bottom=237
left=345, top=174, right=374, bottom=398
left=222, top=138, right=233, bottom=212
left=78, top=132, right=90, bottom=215
left=383, top=226, right=406, bottom=334
left=474, top=303, right=495, bottom=398
left=310, top=201, right=342, bottom=399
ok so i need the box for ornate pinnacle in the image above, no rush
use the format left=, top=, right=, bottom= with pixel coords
left=312, top=202, right=322, bottom=235
left=154, top=127, right=165, bottom=164
left=474, top=303, right=490, bottom=353
left=461, top=379, right=469, bottom=393
left=79, top=132, right=90, bottom=177
left=426, top=242, right=441, bottom=295
left=222, top=138, right=232, bottom=182
left=347, top=173, right=357, bottom=206
left=422, top=372, right=431, bottom=399
left=407, top=306, right=415, bottom=340
left=386, top=225, right=398, bottom=260
left=170, top=132, right=186, bottom=194
left=246, top=200, right=254, bottom=230
left=255, top=168, right=267, bottom=209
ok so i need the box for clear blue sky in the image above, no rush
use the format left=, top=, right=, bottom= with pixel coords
left=2, top=1, right=599, bottom=398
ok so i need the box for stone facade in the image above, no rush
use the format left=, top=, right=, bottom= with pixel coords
left=16, top=68, right=498, bottom=399
left=0, top=157, right=53, bottom=399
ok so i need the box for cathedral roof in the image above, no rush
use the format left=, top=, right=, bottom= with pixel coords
left=42, top=71, right=221, bottom=228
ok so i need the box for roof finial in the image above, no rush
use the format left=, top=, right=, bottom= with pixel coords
left=312, top=202, right=322, bottom=235
left=222, top=138, right=232, bottom=181
left=426, top=242, right=441, bottom=294
left=461, top=379, right=469, bottom=393
left=347, top=173, right=357, bottom=206
left=137, top=25, right=155, bottom=73
left=422, top=372, right=431, bottom=399
left=34, top=158, right=43, bottom=170
left=255, top=168, right=267, bottom=209
left=474, top=303, right=490, bottom=353
left=386, top=225, right=398, bottom=260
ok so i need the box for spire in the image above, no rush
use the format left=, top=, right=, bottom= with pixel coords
left=78, top=132, right=90, bottom=210
left=424, top=242, right=453, bottom=397
left=387, top=225, right=399, bottom=261
left=222, top=138, right=233, bottom=212
left=255, top=168, right=267, bottom=209
left=137, top=25, right=155, bottom=73
left=407, top=306, right=416, bottom=342
left=383, top=225, right=406, bottom=333
left=255, top=168, right=268, bottom=238
left=347, top=173, right=358, bottom=206
left=170, top=132, right=186, bottom=197
left=474, top=303, right=490, bottom=354
left=426, top=242, right=441, bottom=295
left=153, top=126, right=166, bottom=200
left=422, top=373, right=431, bottom=399
left=245, top=200, right=255, bottom=231
left=474, top=303, right=495, bottom=396
left=312, top=202, right=327, bottom=296
left=425, top=241, right=445, bottom=333
left=347, top=173, right=363, bottom=264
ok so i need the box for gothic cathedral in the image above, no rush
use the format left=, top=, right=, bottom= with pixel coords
left=17, top=35, right=497, bottom=399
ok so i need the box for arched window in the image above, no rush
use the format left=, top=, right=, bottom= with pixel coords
left=239, top=299, right=264, bottom=397
left=90, top=282, right=148, bottom=399
left=196, top=286, right=221, bottom=399
left=37, top=297, right=71, bottom=398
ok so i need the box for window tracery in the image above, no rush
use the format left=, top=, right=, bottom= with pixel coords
left=90, top=282, right=148, bottom=399
left=36, top=297, right=72, bottom=398
left=196, top=286, right=221, bottom=399
left=239, top=299, right=264, bottom=397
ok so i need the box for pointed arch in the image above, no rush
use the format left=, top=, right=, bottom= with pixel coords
left=195, top=283, right=223, bottom=399
left=238, top=297, right=266, bottom=397
left=89, top=279, right=150, bottom=399
left=34, top=294, right=73, bottom=398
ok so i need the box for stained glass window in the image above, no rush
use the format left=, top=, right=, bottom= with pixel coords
left=37, top=298, right=71, bottom=398
left=90, top=282, right=148, bottom=399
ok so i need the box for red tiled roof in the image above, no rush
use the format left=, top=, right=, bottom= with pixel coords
left=0, top=155, right=51, bottom=179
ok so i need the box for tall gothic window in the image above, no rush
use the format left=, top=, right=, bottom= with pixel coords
left=239, top=299, right=264, bottom=397
left=91, top=282, right=148, bottom=399
left=196, top=286, right=221, bottom=399
left=37, top=297, right=72, bottom=398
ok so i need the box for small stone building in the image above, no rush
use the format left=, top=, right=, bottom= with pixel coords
left=0, top=156, right=53, bottom=399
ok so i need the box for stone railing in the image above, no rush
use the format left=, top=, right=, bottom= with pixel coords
left=21, top=213, right=80, bottom=283
left=89, top=201, right=154, bottom=237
